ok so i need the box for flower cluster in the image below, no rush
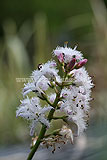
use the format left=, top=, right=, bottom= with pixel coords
left=16, top=96, right=52, bottom=136
left=16, top=45, right=94, bottom=153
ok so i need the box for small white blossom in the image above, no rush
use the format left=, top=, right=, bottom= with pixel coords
left=23, top=75, right=50, bottom=97
left=16, top=96, right=52, bottom=136
left=53, top=46, right=83, bottom=63
left=60, top=125, right=74, bottom=144
left=23, top=82, right=36, bottom=97
left=35, top=75, right=50, bottom=97
left=48, top=93, right=56, bottom=103
left=32, top=61, right=59, bottom=81
left=70, top=67, right=93, bottom=92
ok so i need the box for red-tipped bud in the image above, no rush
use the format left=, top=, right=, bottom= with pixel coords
left=68, top=58, right=76, bottom=70
left=75, top=59, right=88, bottom=69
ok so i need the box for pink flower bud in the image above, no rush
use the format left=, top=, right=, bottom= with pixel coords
left=57, top=53, right=64, bottom=63
left=68, top=58, right=76, bottom=70
left=75, top=59, right=88, bottom=69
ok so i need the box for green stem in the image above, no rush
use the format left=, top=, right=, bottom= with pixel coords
left=27, top=125, right=46, bottom=160
left=52, top=115, right=68, bottom=120
left=64, top=71, right=67, bottom=81
left=62, top=82, right=73, bottom=87
left=44, top=96, right=53, bottom=107
left=44, top=129, right=61, bottom=138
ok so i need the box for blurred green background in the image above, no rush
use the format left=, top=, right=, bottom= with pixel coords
left=0, top=0, right=107, bottom=159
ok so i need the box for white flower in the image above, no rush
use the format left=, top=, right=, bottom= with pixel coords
left=60, top=125, right=74, bottom=144
left=23, top=60, right=62, bottom=98
left=23, top=82, right=36, bottom=97
left=23, top=75, right=50, bottom=97
left=70, top=67, right=94, bottom=92
left=32, top=61, right=59, bottom=81
left=53, top=46, right=83, bottom=63
left=16, top=96, right=52, bottom=136
left=48, top=93, right=56, bottom=103
left=67, top=108, right=86, bottom=135
left=35, top=75, right=50, bottom=97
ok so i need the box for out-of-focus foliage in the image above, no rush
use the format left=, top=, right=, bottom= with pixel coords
left=0, top=1, right=107, bottom=159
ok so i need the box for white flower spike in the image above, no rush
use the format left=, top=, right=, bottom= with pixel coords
left=16, top=96, right=52, bottom=136
left=16, top=44, right=94, bottom=159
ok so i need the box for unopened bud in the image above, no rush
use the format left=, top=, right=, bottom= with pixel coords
left=68, top=58, right=76, bottom=70
left=57, top=53, right=64, bottom=63
left=75, top=59, right=88, bottom=69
